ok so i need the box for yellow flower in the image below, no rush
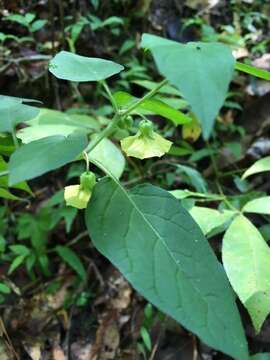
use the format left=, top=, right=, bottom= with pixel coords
left=64, top=185, right=91, bottom=209
left=121, top=120, right=172, bottom=159
left=64, top=171, right=96, bottom=209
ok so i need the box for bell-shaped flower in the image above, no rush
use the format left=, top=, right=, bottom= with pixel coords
left=64, top=171, right=96, bottom=209
left=121, top=120, right=172, bottom=159
left=64, top=185, right=91, bottom=209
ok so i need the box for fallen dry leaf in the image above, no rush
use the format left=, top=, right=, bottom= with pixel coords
left=252, top=54, right=270, bottom=71
left=22, top=342, right=41, bottom=360
left=0, top=338, right=14, bottom=360
left=185, top=0, right=220, bottom=9
left=52, top=345, right=66, bottom=360
left=233, top=47, right=249, bottom=59
left=109, top=276, right=132, bottom=311
left=71, top=341, right=92, bottom=360
left=91, top=313, right=120, bottom=360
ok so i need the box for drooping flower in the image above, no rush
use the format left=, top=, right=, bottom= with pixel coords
left=64, top=171, right=96, bottom=209
left=120, top=120, right=172, bottom=160
left=64, top=185, right=91, bottom=209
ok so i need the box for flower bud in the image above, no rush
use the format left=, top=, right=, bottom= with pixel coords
left=138, top=119, right=154, bottom=138
left=118, top=115, right=134, bottom=130
left=80, top=171, right=96, bottom=191
left=64, top=171, right=96, bottom=209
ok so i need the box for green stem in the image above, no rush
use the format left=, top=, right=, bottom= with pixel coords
left=11, top=129, right=19, bottom=149
left=66, top=37, right=76, bottom=53
left=101, top=80, right=118, bottom=113
left=206, top=140, right=219, bottom=179
left=121, top=79, right=169, bottom=117
left=83, top=151, right=90, bottom=172
left=219, top=168, right=246, bottom=178
left=84, top=79, right=169, bottom=154
left=206, top=140, right=239, bottom=212
left=85, top=114, right=120, bottom=153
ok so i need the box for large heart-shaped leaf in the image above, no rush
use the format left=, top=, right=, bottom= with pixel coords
left=9, top=133, right=87, bottom=185
left=141, top=34, right=235, bottom=139
left=86, top=178, right=248, bottom=360
left=49, top=51, right=124, bottom=82
left=223, top=215, right=270, bottom=333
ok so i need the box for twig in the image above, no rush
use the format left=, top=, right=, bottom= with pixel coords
left=0, top=317, right=20, bottom=360
left=0, top=55, right=51, bottom=63
left=149, top=316, right=168, bottom=360
left=121, top=79, right=169, bottom=117
left=65, top=230, right=89, bottom=248
left=101, top=80, right=119, bottom=113
left=192, top=336, right=199, bottom=360
left=49, top=0, right=62, bottom=110
left=58, top=0, right=65, bottom=47
left=65, top=262, right=92, bottom=359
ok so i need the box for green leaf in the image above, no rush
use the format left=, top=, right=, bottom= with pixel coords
left=243, top=197, right=270, bottom=215
left=259, top=224, right=270, bottom=242
left=86, top=178, right=248, bottom=360
left=10, top=244, right=30, bottom=255
left=9, top=133, right=87, bottom=185
left=141, top=34, right=235, bottom=139
left=0, top=95, right=40, bottom=132
left=132, top=80, right=181, bottom=96
left=26, top=252, right=36, bottom=273
left=38, top=254, right=50, bottom=276
left=55, top=245, right=86, bottom=280
left=0, top=283, right=11, bottom=294
left=8, top=255, right=27, bottom=274
left=28, top=108, right=100, bottom=131
left=25, top=13, right=36, bottom=24
left=250, top=354, right=270, bottom=360
left=177, top=164, right=208, bottom=193
left=31, top=19, right=47, bottom=32
left=54, top=206, right=78, bottom=233
left=91, top=0, right=99, bottom=10
left=49, top=51, right=124, bottom=82
left=242, top=157, right=270, bottom=179
left=0, top=155, right=33, bottom=195
left=236, top=62, right=270, bottom=81
left=168, top=145, right=192, bottom=156
left=0, top=235, right=6, bottom=252
left=0, top=135, right=15, bottom=156
left=88, top=138, right=125, bottom=179
left=44, top=189, right=64, bottom=207
left=5, top=13, right=32, bottom=27
left=170, top=189, right=222, bottom=201
left=114, top=91, right=191, bottom=126
left=223, top=215, right=270, bottom=333
left=0, top=188, right=19, bottom=200
left=190, top=206, right=235, bottom=236
left=17, top=124, right=88, bottom=144
left=140, top=327, right=152, bottom=351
